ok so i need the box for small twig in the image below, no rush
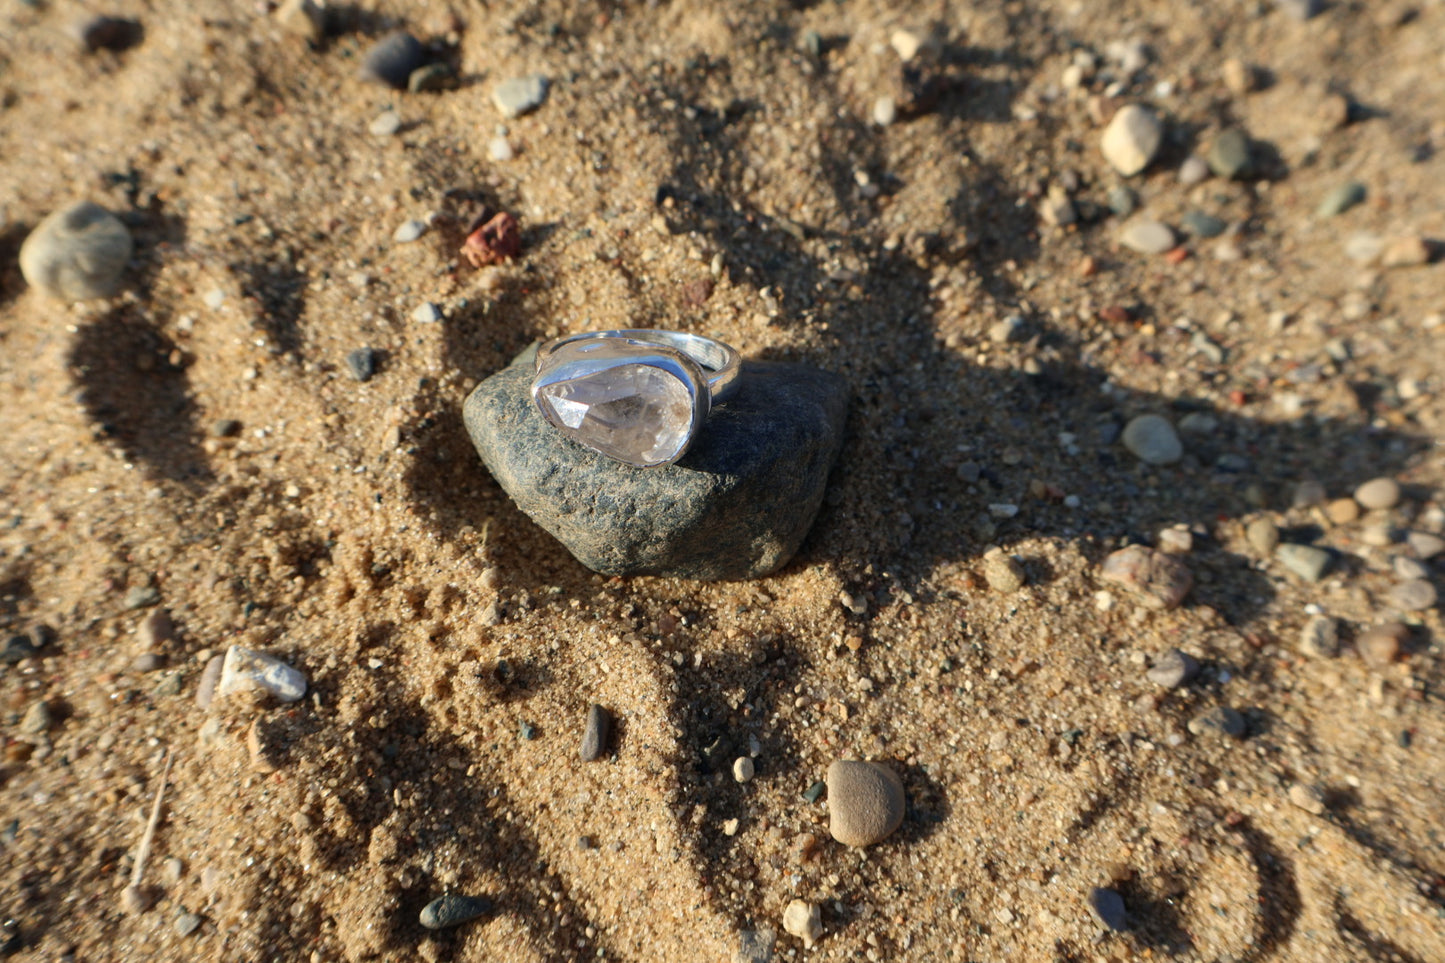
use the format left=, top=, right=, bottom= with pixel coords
left=121, top=747, right=173, bottom=914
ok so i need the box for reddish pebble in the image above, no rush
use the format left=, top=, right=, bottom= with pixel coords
left=1165, top=246, right=1190, bottom=264
left=461, top=211, right=522, bottom=267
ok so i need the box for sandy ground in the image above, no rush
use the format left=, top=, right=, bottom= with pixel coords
left=2, top=0, right=1444, bottom=960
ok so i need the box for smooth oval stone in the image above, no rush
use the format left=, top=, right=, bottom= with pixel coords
left=20, top=201, right=133, bottom=300
left=75, top=16, right=144, bottom=52
left=1208, top=127, right=1251, bottom=179
left=1101, top=104, right=1162, bottom=176
left=1182, top=210, right=1228, bottom=238
left=1390, top=579, right=1437, bottom=611
left=1353, top=477, right=1401, bottom=510
left=1118, top=218, right=1175, bottom=255
left=359, top=32, right=425, bottom=89
left=580, top=703, right=610, bottom=762
left=1146, top=648, right=1199, bottom=688
left=492, top=74, right=549, bottom=118
left=1246, top=516, right=1280, bottom=555
left=825, top=759, right=905, bottom=847
left=419, top=894, right=492, bottom=930
left=1122, top=414, right=1182, bottom=465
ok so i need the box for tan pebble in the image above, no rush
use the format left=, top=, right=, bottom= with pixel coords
left=1221, top=58, right=1253, bottom=95
left=1325, top=498, right=1360, bottom=525
left=782, top=899, right=822, bottom=948
left=1245, top=516, right=1280, bottom=555
left=246, top=718, right=278, bottom=772
left=1353, top=477, right=1401, bottom=511
left=20, top=201, right=133, bottom=301
left=982, top=549, right=1026, bottom=593
left=1287, top=783, right=1326, bottom=815
left=275, top=0, right=326, bottom=43
left=825, top=759, right=905, bottom=847
left=1357, top=623, right=1407, bottom=669
left=136, top=608, right=174, bottom=649
left=1380, top=237, right=1430, bottom=269
left=1098, top=545, right=1193, bottom=610
left=1297, top=616, right=1339, bottom=659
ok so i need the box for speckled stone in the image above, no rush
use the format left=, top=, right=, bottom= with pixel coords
left=1188, top=705, right=1246, bottom=739
left=1099, top=545, right=1193, bottom=610
left=1146, top=648, right=1199, bottom=688
left=825, top=759, right=905, bottom=847
left=1275, top=543, right=1332, bottom=582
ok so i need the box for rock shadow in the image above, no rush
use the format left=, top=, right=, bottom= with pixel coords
left=231, top=258, right=308, bottom=360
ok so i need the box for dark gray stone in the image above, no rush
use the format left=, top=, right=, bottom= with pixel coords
left=1, top=635, right=38, bottom=664
left=1188, top=705, right=1247, bottom=739
left=463, top=349, right=849, bottom=580
left=1088, top=887, right=1128, bottom=931
left=580, top=703, right=610, bottom=762
left=345, top=347, right=377, bottom=382
left=359, top=32, right=425, bottom=89
left=76, top=16, right=144, bottom=53
left=1208, top=128, right=1252, bottom=180
left=1182, top=211, right=1228, bottom=238
left=419, top=893, right=492, bottom=930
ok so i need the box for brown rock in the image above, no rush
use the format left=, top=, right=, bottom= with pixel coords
left=825, top=759, right=905, bottom=847
left=1357, top=622, right=1408, bottom=669
left=1098, top=545, right=1193, bottom=610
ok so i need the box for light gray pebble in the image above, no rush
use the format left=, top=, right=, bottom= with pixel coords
left=1178, top=155, right=1210, bottom=186
left=733, top=756, right=756, bottom=783
left=124, top=585, right=160, bottom=609
left=1316, top=181, right=1366, bottom=219
left=988, top=315, right=1025, bottom=344
left=1275, top=543, right=1332, bottom=582
left=1292, top=479, right=1327, bottom=508
left=410, top=302, right=442, bottom=324
left=1277, top=0, right=1324, bottom=21
left=1088, top=887, right=1128, bottom=932
left=736, top=928, right=777, bottom=963
left=1353, top=477, right=1401, bottom=511
left=345, top=347, right=377, bottom=382
left=1390, top=579, right=1437, bottom=612
left=1101, top=104, right=1162, bottom=176
left=419, top=894, right=492, bottom=930
left=1408, top=531, right=1444, bottom=560
left=1107, top=186, right=1136, bottom=217
left=1177, top=412, right=1218, bottom=434
left=195, top=655, right=224, bottom=709
left=1287, top=783, right=1326, bottom=815
left=1207, top=128, right=1251, bottom=180
left=492, top=74, right=548, bottom=118
left=19, top=700, right=53, bottom=735
left=1188, top=706, right=1246, bottom=739
left=1182, top=211, right=1228, bottom=239
left=369, top=110, right=402, bottom=137
left=1298, top=615, right=1340, bottom=659
left=217, top=646, right=306, bottom=703
left=825, top=759, right=905, bottom=847
left=1146, top=648, right=1199, bottom=688
left=1246, top=517, right=1280, bottom=555
left=174, top=912, right=202, bottom=937
left=1122, top=414, right=1182, bottom=465
left=872, top=96, right=897, bottom=126
left=488, top=136, right=515, bottom=161
left=580, top=703, right=611, bottom=761
left=359, top=32, right=425, bottom=89
left=20, top=201, right=133, bottom=301
left=1394, top=556, right=1429, bottom=581
left=1118, top=217, right=1175, bottom=255
left=1099, top=545, right=1193, bottom=610
left=393, top=219, right=427, bottom=243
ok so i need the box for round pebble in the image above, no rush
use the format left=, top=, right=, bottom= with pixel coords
left=1389, top=579, right=1437, bottom=612
left=1118, top=217, right=1175, bottom=255
left=19, top=700, right=53, bottom=735
left=872, top=96, right=897, bottom=127
left=492, top=74, right=549, bottom=118
left=982, top=549, right=1026, bottom=593
left=1188, top=706, right=1246, bottom=739
left=20, top=201, right=133, bottom=301
left=1178, top=155, right=1210, bottom=186
left=825, top=759, right=905, bottom=847
left=1088, top=887, right=1128, bottom=932
left=580, top=703, right=610, bottom=761
left=1121, top=414, right=1182, bottom=465
left=782, top=899, right=822, bottom=948
left=419, top=894, right=492, bottom=930
left=1297, top=615, right=1339, bottom=659
left=488, top=136, right=515, bottom=161
left=359, top=32, right=425, bottom=89
left=1146, top=648, right=1199, bottom=688
left=1106, top=185, right=1137, bottom=217
left=1246, top=517, right=1280, bottom=555
left=1394, top=556, right=1428, bottom=581
left=733, top=756, right=755, bottom=783
left=1325, top=498, right=1360, bottom=525
left=1275, top=543, right=1332, bottom=583
left=1356, top=622, right=1407, bottom=669
left=1101, top=104, right=1162, bottom=176
left=1207, top=128, right=1251, bottom=180
left=1287, top=783, right=1326, bottom=815
left=1353, top=477, right=1401, bottom=511
left=369, top=110, right=402, bottom=138
left=345, top=347, right=377, bottom=382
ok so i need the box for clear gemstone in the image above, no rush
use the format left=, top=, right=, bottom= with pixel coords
left=537, top=363, right=696, bottom=466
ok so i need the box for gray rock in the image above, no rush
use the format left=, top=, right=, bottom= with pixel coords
left=825, top=759, right=905, bottom=847
left=1394, top=556, right=1428, bottom=581
left=1298, top=615, right=1340, bottom=658
left=124, top=585, right=160, bottom=609
left=1390, top=579, right=1437, bottom=611
left=463, top=350, right=849, bottom=580
left=137, top=609, right=174, bottom=649
left=1287, top=782, right=1327, bottom=815
left=492, top=74, right=549, bottom=118
left=75, top=16, right=143, bottom=52
left=1408, top=531, right=1444, bottom=560
left=195, top=655, right=224, bottom=709
left=408, top=63, right=455, bottom=93
left=735, top=927, right=776, bottom=963
left=20, top=201, right=133, bottom=301
left=393, top=219, right=427, bottom=244
left=173, top=912, right=202, bottom=937
left=1188, top=705, right=1246, bottom=738
left=216, top=646, right=306, bottom=702
left=1353, top=477, right=1401, bottom=510
left=419, top=894, right=492, bottom=930
left=1291, top=479, right=1327, bottom=508
left=1276, top=543, right=1332, bottom=582
left=1106, top=186, right=1137, bottom=217
left=345, top=347, right=377, bottom=382
left=1182, top=211, right=1228, bottom=239
left=1178, top=155, right=1210, bottom=186
left=1316, top=181, right=1366, bottom=219
left=19, top=700, right=54, bottom=735
left=1146, top=648, right=1199, bottom=688
left=1277, top=0, right=1324, bottom=20
left=1121, top=414, right=1182, bottom=465
left=1, top=635, right=38, bottom=664
left=580, top=703, right=610, bottom=762
left=1088, top=887, right=1128, bottom=931
left=368, top=110, right=402, bottom=138
left=1118, top=218, right=1175, bottom=255
left=359, top=32, right=425, bottom=89
left=1208, top=128, right=1252, bottom=180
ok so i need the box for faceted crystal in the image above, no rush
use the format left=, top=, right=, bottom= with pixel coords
left=536, top=363, right=696, bottom=467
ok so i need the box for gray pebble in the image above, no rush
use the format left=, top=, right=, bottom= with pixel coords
left=1316, top=181, right=1366, bottom=219
left=19, top=700, right=53, bottom=735
left=1121, top=414, right=1182, bottom=465
left=1292, top=479, right=1327, bottom=508
left=736, top=928, right=777, bottom=963
left=1118, top=218, right=1176, bottom=255
left=733, top=756, right=756, bottom=783
left=173, top=912, right=202, bottom=937
left=1106, top=186, right=1137, bottom=217
left=137, top=608, right=173, bottom=649
left=1, top=634, right=39, bottom=664
left=345, top=347, right=378, bottom=382
left=411, top=302, right=441, bottom=324
left=826, top=759, right=906, bottom=847
left=802, top=780, right=826, bottom=804
left=1146, top=648, right=1199, bottom=688
left=1394, top=556, right=1429, bottom=581
left=368, top=110, right=402, bottom=138
left=1246, top=517, right=1280, bottom=555
left=1207, top=128, right=1251, bottom=180
left=1277, top=0, right=1324, bottom=20
left=359, top=32, right=425, bottom=89
left=492, top=74, right=549, bottom=118
left=20, top=201, right=133, bottom=301
left=124, top=585, right=160, bottom=609
left=393, top=219, right=427, bottom=244
left=1275, top=543, right=1332, bottom=582
left=1408, top=531, right=1444, bottom=560
left=1390, top=579, right=1437, bottom=611
left=1297, top=615, right=1340, bottom=659
left=580, top=703, right=611, bottom=761
left=1353, top=477, right=1401, bottom=511
left=1178, top=155, right=1210, bottom=186
left=1101, top=104, right=1162, bottom=176
left=131, top=652, right=164, bottom=673
left=1099, top=545, right=1193, bottom=610
left=1088, top=887, right=1128, bottom=932
left=419, top=894, right=492, bottom=930
left=1182, top=211, right=1228, bottom=239
left=1188, top=706, right=1246, bottom=738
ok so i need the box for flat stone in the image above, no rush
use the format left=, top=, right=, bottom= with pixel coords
left=1287, top=783, right=1326, bottom=815
left=1118, top=217, right=1175, bottom=255
left=1380, top=236, right=1430, bottom=269
left=1390, top=579, right=1437, bottom=611
left=410, top=302, right=441, bottom=324
left=1298, top=615, right=1340, bottom=658
left=1408, top=531, right=1444, bottom=560
left=1316, top=181, right=1366, bottom=219
left=173, top=912, right=203, bottom=937
left=1, top=635, right=38, bottom=664
left=1146, top=648, right=1199, bottom=688
left=1188, top=705, right=1246, bottom=738
left=19, top=700, right=53, bottom=735
left=345, top=347, right=377, bottom=382
left=195, top=654, right=224, bottom=709
left=1354, top=477, right=1401, bottom=510
left=368, top=110, right=402, bottom=137
left=463, top=349, right=849, bottom=580
left=1276, top=543, right=1332, bottom=582
left=1208, top=128, right=1252, bottom=180
left=419, top=894, right=492, bottom=930
left=1107, top=186, right=1137, bottom=217
left=216, top=646, right=306, bottom=703
left=20, top=201, right=133, bottom=301
left=1178, top=155, right=1211, bottom=186
left=492, top=74, right=548, bottom=118
left=1246, top=517, right=1280, bottom=555
left=1121, top=414, right=1182, bottom=464
left=1088, top=888, right=1128, bottom=932
left=825, top=759, right=905, bottom=847
left=1182, top=211, right=1228, bottom=238
left=782, top=900, right=822, bottom=948
left=1101, top=104, right=1162, bottom=176
left=735, top=927, right=776, bottom=963
left=580, top=703, right=610, bottom=761
left=124, top=585, right=160, bottom=609
left=393, top=219, right=427, bottom=243
left=1099, top=545, right=1193, bottom=609
left=1277, top=0, right=1324, bottom=20
left=359, top=32, right=425, bottom=89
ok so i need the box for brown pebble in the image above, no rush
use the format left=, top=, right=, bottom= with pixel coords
left=825, top=759, right=905, bottom=847
left=1353, top=477, right=1401, bottom=511
left=1325, top=498, right=1360, bottom=525
left=1380, top=237, right=1430, bottom=269
left=1357, top=622, right=1408, bottom=669
left=195, top=655, right=224, bottom=709
left=136, top=609, right=174, bottom=649
left=580, top=703, right=611, bottom=762
left=1098, top=545, right=1193, bottom=610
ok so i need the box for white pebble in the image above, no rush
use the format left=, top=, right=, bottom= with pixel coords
left=732, top=756, right=755, bottom=783
left=872, top=96, right=897, bottom=127
left=411, top=302, right=442, bottom=324
left=1101, top=104, right=1162, bottom=176
left=488, top=136, right=515, bottom=161
left=393, top=219, right=427, bottom=243
left=216, top=645, right=307, bottom=703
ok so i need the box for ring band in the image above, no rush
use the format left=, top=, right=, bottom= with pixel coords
left=531, top=329, right=741, bottom=468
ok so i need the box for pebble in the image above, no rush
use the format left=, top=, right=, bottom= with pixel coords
left=1316, top=181, right=1366, bottom=219
left=1088, top=887, right=1128, bottom=932
left=736, top=928, right=776, bottom=963
left=1297, top=615, right=1340, bottom=659
left=410, top=302, right=442, bottom=324
left=782, top=900, right=822, bottom=948
left=1, top=634, right=38, bottom=664
left=492, top=75, right=549, bottom=118
left=1408, top=531, right=1444, bottom=560
left=393, top=219, right=427, bottom=243
left=1292, top=479, right=1327, bottom=508
left=1380, top=236, right=1430, bottom=269
left=1118, top=218, right=1175, bottom=255
left=1275, top=543, right=1332, bottom=582
left=1188, top=706, right=1246, bottom=739
left=131, top=653, right=164, bottom=673
left=1121, top=414, right=1182, bottom=465
left=173, top=912, right=203, bottom=937
left=368, top=110, right=402, bottom=138
left=1354, top=477, right=1401, bottom=510
left=75, top=15, right=143, bottom=52
left=124, top=585, right=160, bottom=609
left=19, top=701, right=53, bottom=735
left=1221, top=58, right=1253, bottom=95
left=1101, top=104, right=1162, bottom=176
left=345, top=347, right=377, bottom=382
left=19, top=201, right=133, bottom=301
left=408, top=63, right=454, bottom=94
left=275, top=0, right=325, bottom=44
left=1277, top=0, right=1323, bottom=20
left=825, top=759, right=906, bottom=847
left=419, top=894, right=492, bottom=930
left=1246, top=517, right=1280, bottom=555
left=580, top=703, right=611, bottom=761
left=195, top=654, right=224, bottom=708
left=872, top=96, right=897, bottom=127
left=136, top=609, right=174, bottom=649
left=488, top=136, right=515, bottom=161
left=1146, top=648, right=1199, bottom=688
left=1106, top=186, right=1136, bottom=217
left=802, top=780, right=827, bottom=804
left=1182, top=211, right=1227, bottom=238
left=216, top=646, right=307, bottom=703
left=1207, top=128, right=1251, bottom=180
left=1287, top=783, right=1326, bottom=815
left=891, top=28, right=925, bottom=61
left=733, top=756, right=755, bottom=783
left=359, top=32, right=425, bottom=89
left=1178, top=155, right=1210, bottom=186
left=981, top=549, right=1026, bottom=593
left=1357, top=622, right=1407, bottom=669
left=1325, top=498, right=1360, bottom=525
left=1099, top=545, right=1193, bottom=609
left=1394, top=556, right=1428, bottom=581
left=1389, top=579, right=1437, bottom=611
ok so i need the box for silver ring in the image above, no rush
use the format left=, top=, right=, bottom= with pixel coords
left=531, top=329, right=741, bottom=468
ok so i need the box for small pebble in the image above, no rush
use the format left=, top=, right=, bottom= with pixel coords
left=136, top=609, right=174, bottom=649
left=1325, top=498, right=1360, bottom=525
left=1292, top=479, right=1327, bottom=508
left=368, top=110, right=402, bottom=137
left=411, top=302, right=441, bottom=324
left=1380, top=237, right=1430, bottom=269
left=1099, top=545, right=1193, bottom=610
left=1178, top=155, right=1210, bottom=186
left=1277, top=0, right=1324, bottom=21
left=1246, top=517, right=1280, bottom=555
left=195, top=654, right=224, bottom=709
left=20, top=201, right=133, bottom=301
left=782, top=900, right=822, bottom=948
left=1275, top=543, right=1332, bottom=582
left=345, top=347, right=377, bottom=382
left=216, top=646, right=307, bottom=703
left=1158, top=525, right=1194, bottom=554
left=1207, top=128, right=1251, bottom=180
left=1121, top=414, right=1182, bottom=465
left=802, top=780, right=826, bottom=804
left=872, top=96, right=897, bottom=127
left=393, top=219, right=427, bottom=243
left=1354, top=477, right=1401, bottom=511
left=1297, top=615, right=1340, bottom=659
left=1118, top=217, right=1175, bottom=255
left=1, top=635, right=38, bottom=664
left=1188, top=706, right=1246, bottom=739
left=488, top=136, right=515, bottom=161
left=1316, top=181, right=1366, bottom=219
left=1088, top=887, right=1128, bottom=932
left=1182, top=211, right=1227, bottom=238
left=124, top=585, right=160, bottom=610
left=1408, top=531, right=1444, bottom=560
left=1394, top=556, right=1428, bottom=581
left=173, top=912, right=203, bottom=937
left=75, top=15, right=143, bottom=52
left=359, top=32, right=425, bottom=89
left=825, top=759, right=905, bottom=847
left=1101, top=104, right=1162, bottom=176
left=492, top=74, right=548, bottom=118
left=275, top=0, right=325, bottom=43
left=419, top=894, right=492, bottom=930
left=1221, top=58, right=1254, bottom=95
left=580, top=703, right=611, bottom=761
left=1356, top=623, right=1407, bottom=669
left=733, top=756, right=755, bottom=783
left=408, top=63, right=454, bottom=94
left=19, top=700, right=53, bottom=735
left=1106, top=186, right=1137, bottom=217
left=1389, top=579, right=1437, bottom=612
left=1146, top=648, right=1199, bottom=688
left=131, top=652, right=164, bottom=673
left=981, top=549, right=1026, bottom=593
left=1287, top=783, right=1326, bottom=815
left=891, top=28, right=925, bottom=61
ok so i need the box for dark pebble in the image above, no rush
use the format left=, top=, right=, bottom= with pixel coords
left=1208, top=128, right=1252, bottom=180
left=419, top=893, right=492, bottom=930
left=1182, top=211, right=1228, bottom=238
left=1, top=918, right=20, bottom=955
left=580, top=703, right=611, bottom=762
left=1, top=635, right=38, bottom=664
left=76, top=16, right=143, bottom=53
left=210, top=418, right=242, bottom=438
left=519, top=722, right=536, bottom=740
left=1189, top=705, right=1247, bottom=739
left=408, top=63, right=455, bottom=93
left=359, top=32, right=425, bottom=89
left=1089, top=887, right=1128, bottom=931
left=345, top=347, right=377, bottom=382
left=802, top=780, right=827, bottom=804
left=1398, top=730, right=1412, bottom=749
